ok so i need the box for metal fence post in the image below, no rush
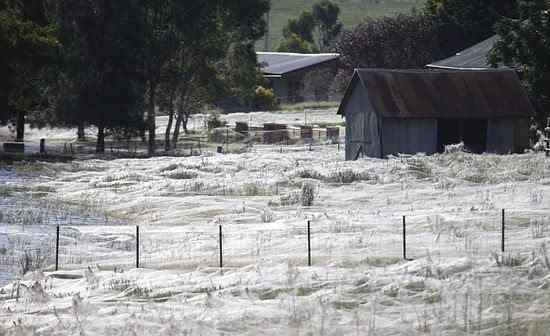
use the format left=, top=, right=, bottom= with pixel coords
left=55, top=225, right=59, bottom=271
left=403, top=216, right=407, bottom=260
left=219, top=225, right=223, bottom=268
left=307, top=220, right=311, bottom=266
left=136, top=225, right=140, bottom=268
left=501, top=209, right=505, bottom=253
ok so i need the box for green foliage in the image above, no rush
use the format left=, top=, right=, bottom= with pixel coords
left=489, top=0, right=550, bottom=122
left=253, top=86, right=280, bottom=110
left=205, top=112, right=227, bottom=130
left=276, top=32, right=319, bottom=53
left=55, top=0, right=146, bottom=153
left=335, top=13, right=442, bottom=89
left=263, top=0, right=423, bottom=50
left=283, top=10, right=316, bottom=43
left=424, top=0, right=517, bottom=56
left=222, top=42, right=265, bottom=107
left=312, top=0, right=343, bottom=51
left=0, top=2, right=59, bottom=134
left=278, top=1, right=343, bottom=52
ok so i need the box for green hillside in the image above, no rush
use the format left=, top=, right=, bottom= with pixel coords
left=259, top=0, right=425, bottom=51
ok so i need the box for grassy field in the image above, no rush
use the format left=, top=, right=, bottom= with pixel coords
left=260, top=0, right=426, bottom=50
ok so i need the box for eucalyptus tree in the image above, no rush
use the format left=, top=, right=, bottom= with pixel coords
left=55, top=0, right=145, bottom=153
left=0, top=0, right=58, bottom=142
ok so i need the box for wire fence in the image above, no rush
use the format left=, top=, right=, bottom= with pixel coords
left=2, top=208, right=549, bottom=277
left=2, top=124, right=345, bottom=159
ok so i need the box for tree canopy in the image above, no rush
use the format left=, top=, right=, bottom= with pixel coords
left=424, top=0, right=518, bottom=55
left=489, top=0, right=550, bottom=122
left=0, top=0, right=58, bottom=141
left=277, top=0, right=343, bottom=53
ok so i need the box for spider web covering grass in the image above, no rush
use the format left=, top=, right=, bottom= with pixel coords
left=2, top=144, right=550, bottom=335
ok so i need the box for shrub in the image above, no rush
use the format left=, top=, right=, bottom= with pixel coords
left=296, top=169, right=323, bottom=180
left=253, top=86, right=280, bottom=110
left=166, top=169, right=198, bottom=180
left=261, top=209, right=274, bottom=223
left=205, top=112, right=226, bottom=130
left=18, top=250, right=48, bottom=275
left=301, top=182, right=316, bottom=206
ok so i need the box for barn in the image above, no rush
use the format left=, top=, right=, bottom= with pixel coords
left=337, top=69, right=534, bottom=160
left=257, top=52, right=339, bottom=102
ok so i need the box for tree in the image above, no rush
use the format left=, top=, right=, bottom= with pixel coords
left=333, top=13, right=442, bottom=96
left=0, top=0, right=58, bottom=142
left=140, top=0, right=269, bottom=155
left=488, top=0, right=550, bottom=122
left=276, top=32, right=319, bottom=53
left=425, top=0, right=518, bottom=56
left=283, top=11, right=316, bottom=43
left=312, top=0, right=343, bottom=51
left=55, top=0, right=146, bottom=153
left=278, top=1, right=343, bottom=53
left=157, top=0, right=269, bottom=151
left=336, top=13, right=442, bottom=72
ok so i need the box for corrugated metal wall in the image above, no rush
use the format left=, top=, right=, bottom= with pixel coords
left=345, top=84, right=381, bottom=160
left=381, top=119, right=437, bottom=156
left=487, top=118, right=529, bottom=154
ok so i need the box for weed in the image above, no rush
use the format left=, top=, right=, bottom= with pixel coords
left=166, top=169, right=198, bottom=180
left=301, top=182, right=316, bottom=206
left=296, top=169, right=323, bottom=180
left=491, top=252, right=525, bottom=267
left=261, top=209, right=274, bottom=223
left=18, top=249, right=48, bottom=275
left=531, top=218, right=546, bottom=239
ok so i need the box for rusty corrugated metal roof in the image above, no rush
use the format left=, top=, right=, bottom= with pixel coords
left=337, top=69, right=534, bottom=119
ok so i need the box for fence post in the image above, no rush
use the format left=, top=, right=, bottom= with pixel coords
left=55, top=225, right=59, bottom=271
left=136, top=225, right=140, bottom=268
left=501, top=209, right=505, bottom=253
left=307, top=220, right=311, bottom=266
left=219, top=225, right=223, bottom=268
left=40, top=139, right=46, bottom=154
left=402, top=216, right=407, bottom=260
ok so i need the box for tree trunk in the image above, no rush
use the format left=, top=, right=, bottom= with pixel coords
left=147, top=82, right=157, bottom=156
left=15, top=110, right=25, bottom=142
left=76, top=121, right=86, bottom=141
left=96, top=126, right=105, bottom=153
left=77, top=122, right=86, bottom=141
left=164, top=92, right=175, bottom=152
left=140, top=128, right=146, bottom=143
left=182, top=114, right=189, bottom=134
left=172, top=112, right=182, bottom=150
left=164, top=111, right=174, bottom=152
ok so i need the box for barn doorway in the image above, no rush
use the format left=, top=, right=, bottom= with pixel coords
left=437, top=119, right=487, bottom=153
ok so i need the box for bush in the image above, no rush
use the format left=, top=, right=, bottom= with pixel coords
left=18, top=250, right=48, bottom=275
left=253, top=86, right=280, bottom=110
left=301, top=182, right=316, bottom=206
left=205, top=112, right=226, bottom=130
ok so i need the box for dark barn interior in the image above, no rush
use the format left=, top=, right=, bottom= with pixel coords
left=437, top=119, right=488, bottom=153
